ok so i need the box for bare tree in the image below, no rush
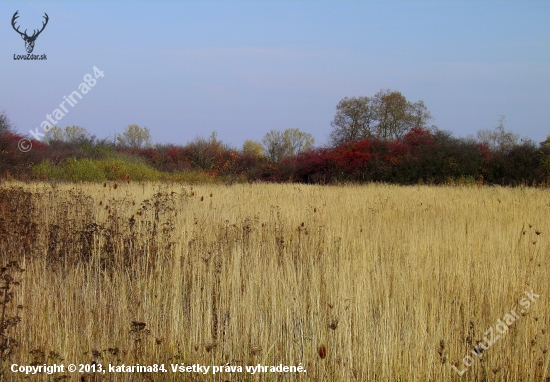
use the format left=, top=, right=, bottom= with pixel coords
left=0, top=110, right=14, bottom=134
left=476, top=116, right=519, bottom=153
left=329, top=89, right=434, bottom=145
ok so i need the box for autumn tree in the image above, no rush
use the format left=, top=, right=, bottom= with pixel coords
left=329, top=96, right=376, bottom=145
left=44, top=125, right=91, bottom=144
left=117, top=124, right=152, bottom=149
left=329, top=89, right=434, bottom=145
left=262, top=128, right=315, bottom=162
left=263, top=130, right=286, bottom=162
left=284, top=128, right=315, bottom=155
left=242, top=140, right=265, bottom=157
left=374, top=90, right=433, bottom=141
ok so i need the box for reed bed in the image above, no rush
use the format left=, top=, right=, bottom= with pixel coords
left=0, top=181, right=548, bottom=381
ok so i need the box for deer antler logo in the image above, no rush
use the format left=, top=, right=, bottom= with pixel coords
left=11, top=10, right=49, bottom=54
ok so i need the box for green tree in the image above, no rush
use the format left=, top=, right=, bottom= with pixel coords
left=117, top=124, right=152, bottom=149
left=262, top=128, right=315, bottom=162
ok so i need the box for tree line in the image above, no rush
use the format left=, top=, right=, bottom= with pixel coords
left=1, top=89, right=549, bottom=185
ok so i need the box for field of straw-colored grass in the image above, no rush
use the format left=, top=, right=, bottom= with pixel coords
left=0, top=181, right=549, bottom=381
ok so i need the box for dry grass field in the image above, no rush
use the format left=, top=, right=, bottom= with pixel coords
left=0, top=181, right=549, bottom=381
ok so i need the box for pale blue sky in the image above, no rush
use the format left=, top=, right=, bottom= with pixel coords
left=1, top=1, right=549, bottom=147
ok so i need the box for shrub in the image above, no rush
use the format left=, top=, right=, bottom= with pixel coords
left=63, top=158, right=106, bottom=182
left=95, top=157, right=161, bottom=181
left=32, top=160, right=66, bottom=181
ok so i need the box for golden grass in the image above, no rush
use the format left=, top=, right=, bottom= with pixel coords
left=0, top=181, right=549, bottom=381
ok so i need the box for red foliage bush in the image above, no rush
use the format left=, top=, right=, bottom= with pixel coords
left=0, top=132, right=49, bottom=178
left=402, top=128, right=435, bottom=147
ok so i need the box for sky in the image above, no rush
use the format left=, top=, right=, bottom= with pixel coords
left=1, top=1, right=549, bottom=148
